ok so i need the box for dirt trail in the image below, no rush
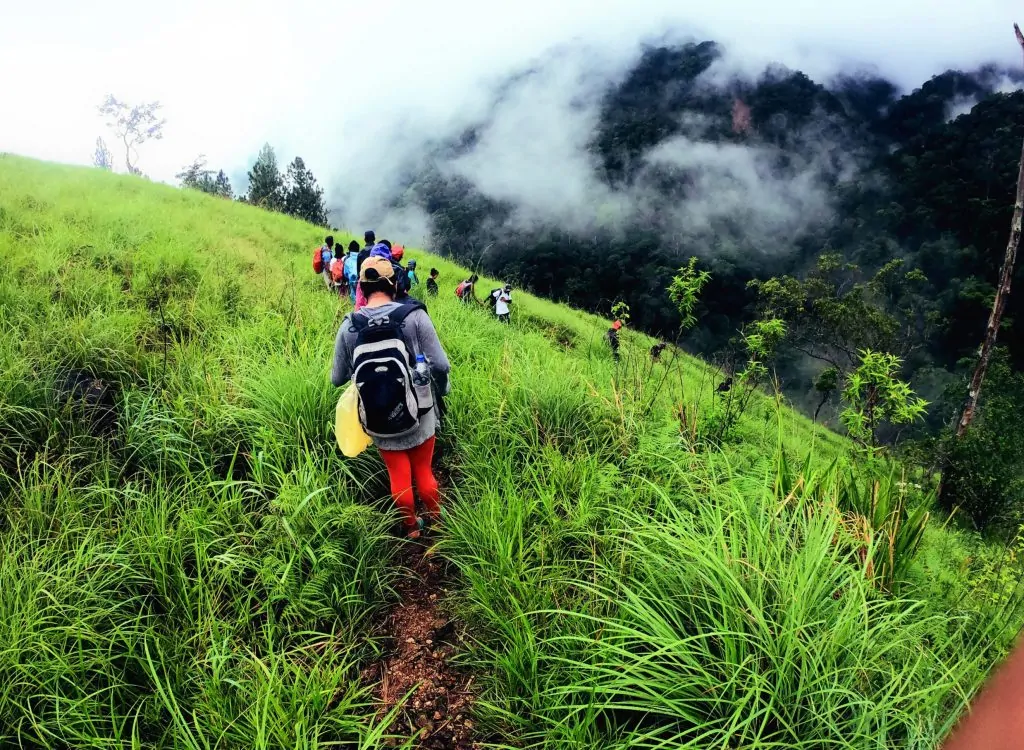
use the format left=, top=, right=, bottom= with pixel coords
left=363, top=541, right=481, bottom=749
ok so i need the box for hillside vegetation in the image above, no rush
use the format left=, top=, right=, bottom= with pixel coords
left=0, top=154, right=1019, bottom=748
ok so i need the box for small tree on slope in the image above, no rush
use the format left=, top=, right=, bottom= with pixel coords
left=840, top=350, right=928, bottom=455
left=92, top=137, right=113, bottom=170
left=668, top=256, right=711, bottom=334
left=213, top=170, right=233, bottom=199
left=177, top=156, right=215, bottom=193
left=177, top=157, right=233, bottom=199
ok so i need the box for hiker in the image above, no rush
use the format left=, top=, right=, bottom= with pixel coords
left=406, top=259, right=419, bottom=288
left=318, top=235, right=335, bottom=289
left=390, top=244, right=411, bottom=300
left=608, top=320, right=622, bottom=362
left=357, top=230, right=375, bottom=273
left=331, top=256, right=451, bottom=539
left=354, top=232, right=379, bottom=311
left=426, top=268, right=440, bottom=296
left=455, top=274, right=479, bottom=304
left=650, top=342, right=667, bottom=361
left=493, top=284, right=512, bottom=323
left=344, top=240, right=360, bottom=303
left=329, top=252, right=347, bottom=298
left=357, top=242, right=398, bottom=310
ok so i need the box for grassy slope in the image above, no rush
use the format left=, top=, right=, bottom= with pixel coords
left=0, top=154, right=1009, bottom=748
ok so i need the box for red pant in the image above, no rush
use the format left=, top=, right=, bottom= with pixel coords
left=378, top=436, right=440, bottom=528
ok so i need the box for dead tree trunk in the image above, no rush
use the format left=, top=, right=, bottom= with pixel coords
left=938, top=24, right=1024, bottom=504
left=953, top=24, right=1024, bottom=439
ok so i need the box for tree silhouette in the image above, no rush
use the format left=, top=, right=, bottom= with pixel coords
left=283, top=156, right=327, bottom=225
left=92, top=137, right=113, bottom=170
left=177, top=156, right=233, bottom=198
left=213, top=170, right=233, bottom=199
left=177, top=155, right=214, bottom=192
left=246, top=143, right=284, bottom=211
left=97, top=95, right=165, bottom=175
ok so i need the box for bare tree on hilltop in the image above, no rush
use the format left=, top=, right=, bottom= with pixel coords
left=98, top=95, right=165, bottom=175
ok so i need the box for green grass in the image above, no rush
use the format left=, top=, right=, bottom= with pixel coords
left=0, top=153, right=1017, bottom=748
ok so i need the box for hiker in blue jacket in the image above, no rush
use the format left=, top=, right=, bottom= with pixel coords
left=343, top=240, right=360, bottom=303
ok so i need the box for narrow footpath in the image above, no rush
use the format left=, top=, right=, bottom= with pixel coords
left=363, top=541, right=481, bottom=749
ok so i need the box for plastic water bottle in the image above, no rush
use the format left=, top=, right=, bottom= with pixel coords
left=413, top=354, right=434, bottom=411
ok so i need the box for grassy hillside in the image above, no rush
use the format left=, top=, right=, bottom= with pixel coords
left=0, top=153, right=1016, bottom=748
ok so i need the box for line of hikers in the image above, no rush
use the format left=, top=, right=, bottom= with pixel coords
left=325, top=229, right=676, bottom=543
left=314, top=231, right=426, bottom=306
left=315, top=231, right=514, bottom=321
left=323, top=230, right=514, bottom=540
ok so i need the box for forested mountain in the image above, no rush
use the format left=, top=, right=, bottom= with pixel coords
left=395, top=41, right=1023, bottom=422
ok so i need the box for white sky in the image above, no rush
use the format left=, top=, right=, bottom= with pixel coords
left=1, top=0, right=1021, bottom=198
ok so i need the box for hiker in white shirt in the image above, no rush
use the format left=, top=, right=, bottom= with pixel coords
left=494, top=284, right=512, bottom=323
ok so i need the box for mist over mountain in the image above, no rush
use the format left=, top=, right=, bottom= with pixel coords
left=352, top=39, right=1023, bottom=398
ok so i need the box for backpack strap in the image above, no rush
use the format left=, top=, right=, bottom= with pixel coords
left=348, top=312, right=370, bottom=334
left=372, top=300, right=424, bottom=321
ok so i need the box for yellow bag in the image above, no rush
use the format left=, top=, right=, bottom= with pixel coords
left=335, top=384, right=373, bottom=457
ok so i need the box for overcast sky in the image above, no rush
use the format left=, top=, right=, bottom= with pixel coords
left=2, top=0, right=1021, bottom=207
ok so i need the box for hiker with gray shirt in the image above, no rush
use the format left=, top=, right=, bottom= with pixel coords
left=331, top=256, right=450, bottom=538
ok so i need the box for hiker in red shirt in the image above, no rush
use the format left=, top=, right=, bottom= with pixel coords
left=608, top=320, right=622, bottom=362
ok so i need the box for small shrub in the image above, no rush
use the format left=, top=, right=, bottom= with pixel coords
left=941, top=351, right=1024, bottom=530
left=841, top=350, right=928, bottom=454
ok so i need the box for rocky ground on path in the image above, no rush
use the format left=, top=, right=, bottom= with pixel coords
left=362, top=541, right=481, bottom=749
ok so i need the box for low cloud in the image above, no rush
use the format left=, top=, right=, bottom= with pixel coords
left=352, top=39, right=865, bottom=266
left=947, top=73, right=1022, bottom=120
left=640, top=134, right=836, bottom=239
left=439, top=45, right=632, bottom=233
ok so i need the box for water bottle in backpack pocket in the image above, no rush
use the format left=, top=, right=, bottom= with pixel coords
left=413, top=354, right=434, bottom=411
